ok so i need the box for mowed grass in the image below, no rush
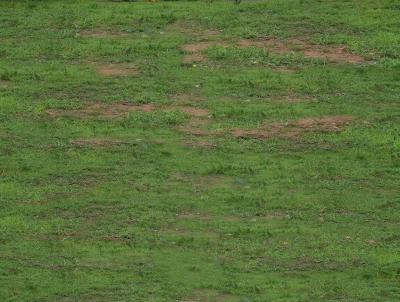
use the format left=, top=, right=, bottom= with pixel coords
left=0, top=0, right=399, bottom=301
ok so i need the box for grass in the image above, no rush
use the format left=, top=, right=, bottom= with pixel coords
left=0, top=0, right=399, bottom=301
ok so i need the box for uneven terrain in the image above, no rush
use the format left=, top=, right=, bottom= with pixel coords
left=0, top=1, right=399, bottom=301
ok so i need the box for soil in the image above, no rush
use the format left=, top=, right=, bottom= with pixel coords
left=233, top=116, right=354, bottom=139
left=46, top=102, right=155, bottom=119
left=178, top=106, right=210, bottom=117
left=182, top=41, right=227, bottom=53
left=97, top=64, right=138, bottom=76
left=238, top=38, right=290, bottom=54
left=182, top=53, right=206, bottom=65
left=237, top=38, right=365, bottom=63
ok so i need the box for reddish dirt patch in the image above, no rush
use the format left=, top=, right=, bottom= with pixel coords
left=182, top=53, right=206, bottom=65
left=179, top=118, right=210, bottom=136
left=233, top=116, right=354, bottom=139
left=97, top=64, right=138, bottom=77
left=302, top=46, right=364, bottom=63
left=238, top=38, right=365, bottom=63
left=178, top=106, right=210, bottom=118
left=182, top=41, right=228, bottom=53
left=46, top=102, right=155, bottom=119
left=238, top=38, right=290, bottom=54
left=173, top=106, right=213, bottom=136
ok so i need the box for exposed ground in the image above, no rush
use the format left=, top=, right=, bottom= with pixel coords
left=0, top=1, right=399, bottom=301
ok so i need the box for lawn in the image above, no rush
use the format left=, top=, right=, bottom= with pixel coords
left=0, top=0, right=399, bottom=301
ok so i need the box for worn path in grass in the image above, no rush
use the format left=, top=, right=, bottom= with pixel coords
left=0, top=1, right=399, bottom=301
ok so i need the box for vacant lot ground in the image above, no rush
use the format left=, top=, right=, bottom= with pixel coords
left=0, top=1, right=399, bottom=301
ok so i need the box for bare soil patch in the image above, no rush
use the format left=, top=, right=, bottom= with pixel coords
left=46, top=102, right=155, bottom=119
left=238, top=38, right=289, bottom=54
left=178, top=106, right=210, bottom=118
left=182, top=53, right=206, bottom=65
left=0, top=80, right=10, bottom=88
left=97, top=64, right=138, bottom=77
left=182, top=41, right=227, bottom=53
left=233, top=116, right=354, bottom=139
left=238, top=38, right=365, bottom=63
left=46, top=102, right=210, bottom=120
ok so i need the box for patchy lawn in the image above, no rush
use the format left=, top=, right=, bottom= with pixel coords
left=0, top=0, right=399, bottom=301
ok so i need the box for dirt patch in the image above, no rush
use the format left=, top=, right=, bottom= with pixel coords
left=233, top=116, right=354, bottom=139
left=0, top=80, right=10, bottom=88
left=182, top=41, right=227, bottom=53
left=302, top=46, right=364, bottom=63
left=179, top=118, right=210, bottom=136
left=238, top=38, right=365, bottom=63
left=77, top=30, right=129, bottom=38
left=46, top=102, right=155, bottom=119
left=178, top=106, right=210, bottom=118
left=46, top=102, right=210, bottom=120
left=238, top=38, right=290, bottom=54
left=182, top=53, right=206, bottom=65
left=175, top=105, right=213, bottom=136
left=97, top=64, right=138, bottom=77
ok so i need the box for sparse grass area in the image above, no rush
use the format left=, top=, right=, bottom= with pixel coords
left=0, top=1, right=399, bottom=301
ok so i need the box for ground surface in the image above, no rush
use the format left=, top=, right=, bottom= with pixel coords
left=0, top=1, right=399, bottom=301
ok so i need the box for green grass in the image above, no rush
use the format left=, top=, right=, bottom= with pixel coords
left=0, top=1, right=399, bottom=301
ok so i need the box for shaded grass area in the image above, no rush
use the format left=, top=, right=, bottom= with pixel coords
left=0, top=1, right=399, bottom=301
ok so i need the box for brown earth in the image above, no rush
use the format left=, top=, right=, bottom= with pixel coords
left=233, top=116, right=354, bottom=139
left=46, top=102, right=210, bottom=120
left=97, top=64, right=138, bottom=76
left=238, top=38, right=365, bottom=63
left=238, top=38, right=289, bottom=54
left=182, top=53, right=206, bottom=65
left=179, top=106, right=210, bottom=117
left=46, top=103, right=156, bottom=119
left=182, top=41, right=228, bottom=53
left=0, top=80, right=10, bottom=88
